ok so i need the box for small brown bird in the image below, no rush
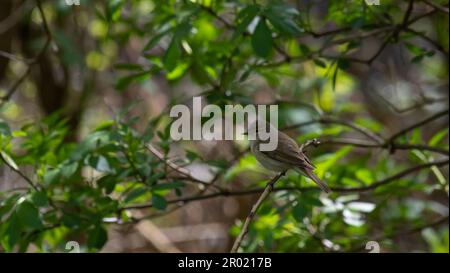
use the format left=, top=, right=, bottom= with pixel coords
left=248, top=120, right=331, bottom=193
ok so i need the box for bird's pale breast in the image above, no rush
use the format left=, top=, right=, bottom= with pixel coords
left=250, top=140, right=290, bottom=172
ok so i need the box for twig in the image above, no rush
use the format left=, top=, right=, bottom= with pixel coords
left=145, top=143, right=221, bottom=189
left=321, top=138, right=449, bottom=156
left=402, top=0, right=415, bottom=26
left=405, top=27, right=449, bottom=57
left=0, top=0, right=52, bottom=104
left=350, top=215, right=449, bottom=252
left=284, top=117, right=384, bottom=144
left=421, top=0, right=449, bottom=13
left=331, top=158, right=449, bottom=192
left=199, top=5, right=234, bottom=29
left=0, top=151, right=39, bottom=191
left=230, top=171, right=285, bottom=253
left=307, top=26, right=353, bottom=38
left=0, top=51, right=30, bottom=63
left=120, top=157, right=449, bottom=212
left=387, top=109, right=449, bottom=143
left=376, top=90, right=447, bottom=113
left=0, top=0, right=32, bottom=34
left=406, top=8, right=438, bottom=25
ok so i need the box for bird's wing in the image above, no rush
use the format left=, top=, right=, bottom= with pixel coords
left=261, top=132, right=315, bottom=170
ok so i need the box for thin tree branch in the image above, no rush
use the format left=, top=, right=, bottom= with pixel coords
left=402, top=0, right=415, bottom=26
left=321, top=138, right=449, bottom=156
left=331, top=158, right=449, bottom=192
left=120, top=158, right=449, bottom=212
left=284, top=117, right=384, bottom=144
left=406, top=8, right=438, bottom=25
left=307, top=26, right=353, bottom=38
left=421, top=0, right=449, bottom=13
left=0, top=0, right=32, bottom=34
left=0, top=51, right=30, bottom=63
left=376, top=90, right=447, bottom=113
left=145, top=143, right=221, bottom=189
left=350, top=215, right=449, bottom=252
left=230, top=171, right=285, bottom=253
left=199, top=5, right=234, bottom=29
left=0, top=0, right=52, bottom=104
left=387, top=109, right=449, bottom=143
left=0, top=152, right=39, bottom=191
left=405, top=27, right=449, bottom=57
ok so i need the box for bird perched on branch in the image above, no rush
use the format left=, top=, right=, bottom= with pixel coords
left=247, top=120, right=331, bottom=193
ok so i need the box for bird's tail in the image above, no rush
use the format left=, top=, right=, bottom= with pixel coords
left=297, top=168, right=331, bottom=193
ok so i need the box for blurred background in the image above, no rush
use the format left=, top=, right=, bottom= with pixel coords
left=0, top=0, right=448, bottom=253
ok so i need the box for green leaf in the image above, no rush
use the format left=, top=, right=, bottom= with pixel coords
left=233, top=5, right=259, bottom=39
left=292, top=203, right=307, bottom=222
left=53, top=31, right=83, bottom=66
left=405, top=42, right=423, bottom=55
left=61, top=162, right=79, bottom=178
left=355, top=169, right=373, bottom=185
left=429, top=128, right=448, bottom=146
left=410, top=128, right=422, bottom=144
left=332, top=63, right=339, bottom=92
left=0, top=194, right=20, bottom=217
left=43, top=168, right=60, bottom=185
left=152, top=180, right=185, bottom=191
left=411, top=55, right=424, bottom=63
left=16, top=201, right=43, bottom=229
left=124, top=186, right=148, bottom=203
left=299, top=44, right=311, bottom=55
left=95, top=120, right=115, bottom=131
left=12, top=130, right=27, bottom=137
left=152, top=194, right=167, bottom=210
left=61, top=214, right=83, bottom=228
left=106, top=0, right=124, bottom=22
left=258, top=203, right=273, bottom=215
left=315, top=146, right=353, bottom=179
left=97, top=175, right=117, bottom=194
left=301, top=196, right=323, bottom=207
left=87, top=225, right=107, bottom=250
left=265, top=4, right=302, bottom=35
left=186, top=149, right=201, bottom=161
left=31, top=191, right=49, bottom=207
left=115, top=71, right=149, bottom=91
left=252, top=18, right=272, bottom=58
left=143, top=29, right=171, bottom=51
left=337, top=59, right=350, bottom=70
left=163, top=37, right=181, bottom=71
left=148, top=172, right=165, bottom=185
left=1, top=213, right=21, bottom=251
left=0, top=151, right=18, bottom=171
left=313, top=58, right=327, bottom=68
left=0, top=121, right=12, bottom=136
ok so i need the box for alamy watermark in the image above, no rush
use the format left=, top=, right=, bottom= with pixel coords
left=169, top=97, right=278, bottom=151
left=64, top=0, right=80, bottom=5
left=65, top=241, right=80, bottom=253
left=365, top=0, right=380, bottom=6
left=365, top=241, right=381, bottom=253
